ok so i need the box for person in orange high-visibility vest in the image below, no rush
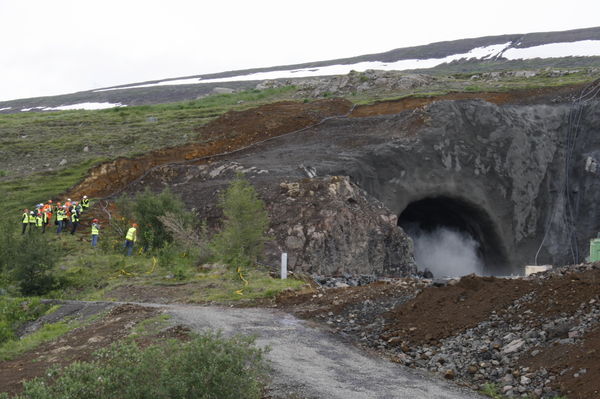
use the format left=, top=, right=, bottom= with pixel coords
left=42, top=200, right=53, bottom=226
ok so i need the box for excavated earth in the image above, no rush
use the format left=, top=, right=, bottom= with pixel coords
left=277, top=265, right=600, bottom=399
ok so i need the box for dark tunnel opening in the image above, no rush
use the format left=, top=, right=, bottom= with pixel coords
left=398, top=196, right=509, bottom=277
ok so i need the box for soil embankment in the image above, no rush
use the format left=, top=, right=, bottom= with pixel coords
left=277, top=264, right=600, bottom=398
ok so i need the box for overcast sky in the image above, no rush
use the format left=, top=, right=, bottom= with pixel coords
left=1, top=0, right=599, bottom=102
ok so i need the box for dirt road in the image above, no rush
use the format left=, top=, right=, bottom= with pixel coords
left=165, top=304, right=484, bottom=399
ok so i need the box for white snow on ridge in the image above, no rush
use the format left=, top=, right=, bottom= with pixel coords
left=20, top=102, right=124, bottom=112
left=44, top=102, right=125, bottom=111
left=94, top=78, right=203, bottom=92
left=0, top=106, right=11, bottom=111
left=503, top=40, right=600, bottom=60
left=96, top=43, right=512, bottom=92
left=91, top=40, right=600, bottom=94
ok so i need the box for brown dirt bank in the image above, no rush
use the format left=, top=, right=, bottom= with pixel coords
left=65, top=99, right=352, bottom=200
left=349, top=84, right=585, bottom=117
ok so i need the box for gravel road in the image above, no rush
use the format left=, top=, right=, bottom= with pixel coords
left=165, top=304, right=484, bottom=399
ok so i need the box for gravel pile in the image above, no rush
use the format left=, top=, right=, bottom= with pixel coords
left=279, top=265, right=600, bottom=398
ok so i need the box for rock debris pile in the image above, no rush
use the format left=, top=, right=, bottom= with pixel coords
left=277, top=264, right=600, bottom=398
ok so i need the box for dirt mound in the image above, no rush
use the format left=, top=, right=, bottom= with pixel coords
left=523, top=325, right=600, bottom=399
left=380, top=275, right=534, bottom=345
left=277, top=265, right=600, bottom=398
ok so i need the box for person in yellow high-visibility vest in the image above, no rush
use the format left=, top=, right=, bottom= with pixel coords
left=28, top=211, right=36, bottom=232
left=56, top=206, right=66, bottom=234
left=91, top=219, right=100, bottom=247
left=35, top=212, right=43, bottom=230
left=124, top=223, right=138, bottom=256
left=21, top=209, right=29, bottom=234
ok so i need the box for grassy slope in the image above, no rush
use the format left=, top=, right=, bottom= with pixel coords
left=0, top=87, right=297, bottom=212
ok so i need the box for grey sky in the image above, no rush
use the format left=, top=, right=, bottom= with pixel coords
left=1, top=0, right=599, bottom=101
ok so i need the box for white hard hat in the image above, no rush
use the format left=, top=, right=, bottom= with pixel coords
left=83, top=195, right=88, bottom=199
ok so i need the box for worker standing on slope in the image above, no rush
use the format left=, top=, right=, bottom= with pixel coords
left=41, top=209, right=49, bottom=233
left=35, top=211, right=43, bottom=231
left=42, top=200, right=53, bottom=229
left=81, top=195, right=90, bottom=211
left=70, top=207, right=80, bottom=235
left=56, top=206, right=66, bottom=234
left=28, top=211, right=36, bottom=232
left=21, top=209, right=29, bottom=234
left=124, top=223, right=137, bottom=256
left=91, top=219, right=100, bottom=247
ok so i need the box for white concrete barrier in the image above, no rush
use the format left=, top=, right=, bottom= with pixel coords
left=524, top=265, right=552, bottom=276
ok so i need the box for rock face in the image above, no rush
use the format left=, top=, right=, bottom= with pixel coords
left=265, top=176, right=416, bottom=275
left=117, top=83, right=600, bottom=275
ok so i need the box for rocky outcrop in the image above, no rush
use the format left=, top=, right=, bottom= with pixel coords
left=256, top=70, right=436, bottom=98
left=264, top=176, right=416, bottom=275
left=129, top=161, right=416, bottom=276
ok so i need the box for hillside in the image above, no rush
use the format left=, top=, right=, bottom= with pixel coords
left=3, top=27, right=600, bottom=399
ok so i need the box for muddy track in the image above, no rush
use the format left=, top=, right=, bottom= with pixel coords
left=63, top=84, right=583, bottom=202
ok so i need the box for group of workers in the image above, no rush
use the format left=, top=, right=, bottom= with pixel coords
left=21, top=196, right=90, bottom=236
left=20, top=196, right=138, bottom=255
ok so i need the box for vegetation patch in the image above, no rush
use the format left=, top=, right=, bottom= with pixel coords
left=2, top=333, right=268, bottom=399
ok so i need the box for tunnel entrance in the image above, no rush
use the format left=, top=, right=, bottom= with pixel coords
left=398, top=196, right=509, bottom=277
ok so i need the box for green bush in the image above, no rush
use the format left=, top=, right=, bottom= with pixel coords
left=210, top=174, right=269, bottom=268
left=118, top=188, right=194, bottom=251
left=12, top=333, right=268, bottom=399
left=8, top=233, right=61, bottom=296
left=0, top=217, right=61, bottom=295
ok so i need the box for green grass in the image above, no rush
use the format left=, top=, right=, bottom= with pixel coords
left=131, top=314, right=172, bottom=337
left=2, top=157, right=106, bottom=212
left=0, top=320, right=74, bottom=361
left=0, top=86, right=298, bottom=184
left=34, top=230, right=305, bottom=303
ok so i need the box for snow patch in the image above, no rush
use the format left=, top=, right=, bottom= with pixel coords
left=0, top=106, right=12, bottom=111
left=92, top=40, right=600, bottom=93
left=94, top=78, right=202, bottom=92
left=94, top=43, right=512, bottom=92
left=503, top=39, right=600, bottom=60
left=43, top=102, right=125, bottom=111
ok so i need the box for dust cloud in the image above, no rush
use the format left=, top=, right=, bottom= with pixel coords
left=405, top=225, right=484, bottom=278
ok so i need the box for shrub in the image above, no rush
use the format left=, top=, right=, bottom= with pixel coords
left=3, top=229, right=61, bottom=296
left=118, top=188, right=193, bottom=251
left=210, top=174, right=269, bottom=268
left=14, top=333, right=268, bottom=399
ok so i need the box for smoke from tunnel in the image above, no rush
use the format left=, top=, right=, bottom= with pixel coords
left=397, top=196, right=509, bottom=277
left=404, top=224, right=484, bottom=278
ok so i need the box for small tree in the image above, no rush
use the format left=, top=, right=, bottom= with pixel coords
left=118, top=188, right=192, bottom=251
left=9, top=233, right=60, bottom=295
left=211, top=174, right=269, bottom=268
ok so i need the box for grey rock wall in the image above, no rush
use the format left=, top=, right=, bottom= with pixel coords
left=128, top=94, right=600, bottom=275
